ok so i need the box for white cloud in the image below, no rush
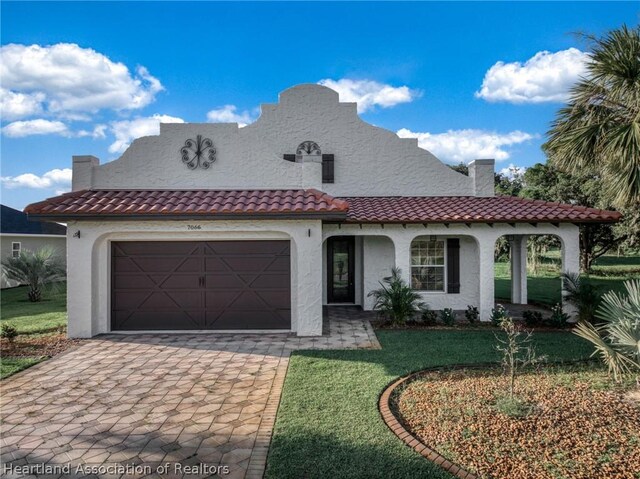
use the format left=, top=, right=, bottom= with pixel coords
left=2, top=119, right=70, bottom=138
left=109, top=114, right=184, bottom=153
left=0, top=43, right=163, bottom=116
left=318, top=79, right=420, bottom=112
left=397, top=128, right=537, bottom=163
left=1, top=168, right=72, bottom=189
left=476, top=48, right=589, bottom=103
left=499, top=163, right=527, bottom=178
left=0, top=88, right=45, bottom=120
left=206, top=105, right=255, bottom=127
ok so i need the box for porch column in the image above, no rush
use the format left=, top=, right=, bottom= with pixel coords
left=393, top=235, right=412, bottom=287
left=478, top=236, right=496, bottom=321
left=66, top=222, right=94, bottom=338
left=559, top=225, right=581, bottom=318
left=510, top=235, right=528, bottom=304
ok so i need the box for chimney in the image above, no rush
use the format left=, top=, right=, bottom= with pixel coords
left=72, top=155, right=99, bottom=191
left=468, top=159, right=495, bottom=197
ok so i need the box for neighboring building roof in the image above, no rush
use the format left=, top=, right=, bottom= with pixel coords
left=0, top=204, right=66, bottom=235
left=24, top=189, right=349, bottom=220
left=339, top=196, right=621, bottom=224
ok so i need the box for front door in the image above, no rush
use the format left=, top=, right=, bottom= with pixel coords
left=327, top=236, right=355, bottom=303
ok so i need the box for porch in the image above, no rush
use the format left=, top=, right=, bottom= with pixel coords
left=321, top=222, right=579, bottom=321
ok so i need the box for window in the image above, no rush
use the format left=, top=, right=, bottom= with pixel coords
left=411, top=239, right=445, bottom=291
left=11, top=242, right=21, bottom=258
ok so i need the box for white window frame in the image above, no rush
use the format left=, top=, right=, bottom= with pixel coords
left=11, top=242, right=21, bottom=258
left=410, top=238, right=447, bottom=292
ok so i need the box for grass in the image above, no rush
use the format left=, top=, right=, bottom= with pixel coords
left=1, top=282, right=68, bottom=379
left=266, top=329, right=594, bottom=479
left=495, top=253, right=639, bottom=306
left=1, top=282, right=67, bottom=333
left=0, top=356, right=45, bottom=379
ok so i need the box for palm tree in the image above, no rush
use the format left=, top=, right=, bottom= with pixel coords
left=544, top=25, right=640, bottom=209
left=368, top=268, right=424, bottom=325
left=1, top=247, right=66, bottom=302
left=573, top=279, right=640, bottom=381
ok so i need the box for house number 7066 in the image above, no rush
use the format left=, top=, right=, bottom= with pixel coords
left=187, top=225, right=202, bottom=230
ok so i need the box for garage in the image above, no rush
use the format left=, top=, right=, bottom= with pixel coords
left=111, top=240, right=291, bottom=331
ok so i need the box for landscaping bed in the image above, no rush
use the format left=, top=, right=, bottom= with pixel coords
left=392, top=363, right=640, bottom=479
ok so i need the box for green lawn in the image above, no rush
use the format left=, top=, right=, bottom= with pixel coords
left=1, top=283, right=67, bottom=379
left=266, top=329, right=594, bottom=479
left=495, top=253, right=639, bottom=306
left=1, top=282, right=67, bottom=333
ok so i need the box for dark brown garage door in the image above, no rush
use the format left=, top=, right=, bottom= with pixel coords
left=111, top=241, right=290, bottom=331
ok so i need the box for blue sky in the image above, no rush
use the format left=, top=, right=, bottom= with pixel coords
left=1, top=1, right=638, bottom=210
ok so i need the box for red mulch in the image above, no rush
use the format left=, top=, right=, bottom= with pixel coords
left=395, top=365, right=640, bottom=479
left=0, top=333, right=82, bottom=358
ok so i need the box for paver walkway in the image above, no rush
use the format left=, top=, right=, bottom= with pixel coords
left=0, top=317, right=379, bottom=479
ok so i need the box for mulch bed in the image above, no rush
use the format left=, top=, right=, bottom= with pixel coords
left=0, top=333, right=82, bottom=358
left=393, top=365, right=640, bottom=479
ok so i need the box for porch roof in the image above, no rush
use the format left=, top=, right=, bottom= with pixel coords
left=24, top=189, right=620, bottom=224
left=339, top=195, right=621, bottom=224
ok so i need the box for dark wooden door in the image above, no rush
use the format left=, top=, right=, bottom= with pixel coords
left=327, top=236, right=355, bottom=303
left=111, top=241, right=290, bottom=331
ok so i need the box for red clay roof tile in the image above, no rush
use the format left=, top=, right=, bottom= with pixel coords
left=339, top=196, right=621, bottom=224
left=24, top=190, right=621, bottom=224
left=25, top=189, right=349, bottom=219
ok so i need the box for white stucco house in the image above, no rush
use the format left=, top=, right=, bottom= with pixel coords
left=25, top=84, right=619, bottom=337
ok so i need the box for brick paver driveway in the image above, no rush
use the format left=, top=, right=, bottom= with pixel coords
left=0, top=317, right=379, bottom=479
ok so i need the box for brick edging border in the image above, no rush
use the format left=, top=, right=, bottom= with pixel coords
left=378, top=365, right=484, bottom=479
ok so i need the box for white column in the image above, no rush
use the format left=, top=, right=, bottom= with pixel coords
left=293, top=222, right=324, bottom=336
left=66, top=222, right=94, bottom=338
left=559, top=226, right=581, bottom=318
left=510, top=235, right=528, bottom=304
left=478, top=237, right=496, bottom=321
left=393, top=235, right=412, bottom=287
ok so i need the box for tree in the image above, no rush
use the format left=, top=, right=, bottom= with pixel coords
left=1, top=247, right=66, bottom=302
left=544, top=25, right=640, bottom=209
left=521, top=163, right=621, bottom=271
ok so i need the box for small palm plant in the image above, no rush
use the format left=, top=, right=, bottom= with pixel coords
left=562, top=272, right=601, bottom=322
left=573, top=279, right=640, bottom=382
left=368, top=267, right=424, bottom=326
left=1, top=247, right=65, bottom=302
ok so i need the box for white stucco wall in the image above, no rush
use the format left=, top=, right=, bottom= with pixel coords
left=65, top=219, right=323, bottom=338
left=78, top=84, right=477, bottom=197
left=1, top=235, right=66, bottom=289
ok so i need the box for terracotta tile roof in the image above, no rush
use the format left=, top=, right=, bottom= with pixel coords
left=338, top=196, right=621, bottom=224
left=25, top=189, right=349, bottom=219
left=25, top=190, right=620, bottom=224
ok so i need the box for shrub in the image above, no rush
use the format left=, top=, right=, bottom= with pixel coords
left=549, top=303, right=569, bottom=328
left=1, top=324, right=18, bottom=343
left=522, top=310, right=544, bottom=327
left=465, top=305, right=479, bottom=324
left=495, top=316, right=545, bottom=400
left=368, top=268, right=424, bottom=326
left=490, top=304, right=509, bottom=326
left=1, top=247, right=65, bottom=302
left=440, top=308, right=456, bottom=326
left=420, top=308, right=438, bottom=325
left=573, top=279, right=640, bottom=381
left=562, top=272, right=601, bottom=323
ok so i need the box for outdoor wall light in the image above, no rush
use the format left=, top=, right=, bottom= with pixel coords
left=73, top=230, right=81, bottom=238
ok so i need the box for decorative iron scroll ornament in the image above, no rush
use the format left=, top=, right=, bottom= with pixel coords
left=296, top=141, right=321, bottom=156
left=180, top=135, right=216, bottom=170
